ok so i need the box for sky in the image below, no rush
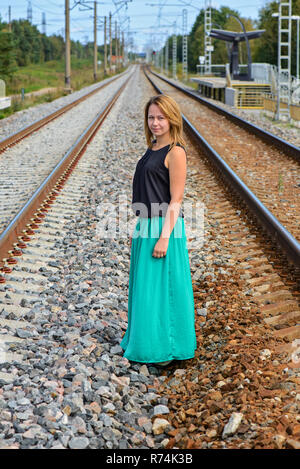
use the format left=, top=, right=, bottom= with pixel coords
left=0, top=0, right=268, bottom=52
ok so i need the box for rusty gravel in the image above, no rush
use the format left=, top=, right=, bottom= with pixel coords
left=138, top=94, right=300, bottom=448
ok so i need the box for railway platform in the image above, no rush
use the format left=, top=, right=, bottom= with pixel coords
left=190, top=76, right=272, bottom=109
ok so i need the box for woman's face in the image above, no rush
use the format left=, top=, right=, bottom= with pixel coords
left=148, top=103, right=170, bottom=139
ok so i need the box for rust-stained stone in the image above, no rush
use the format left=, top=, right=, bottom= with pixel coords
left=140, top=119, right=300, bottom=449
left=286, top=439, right=300, bottom=449
left=155, top=265, right=300, bottom=449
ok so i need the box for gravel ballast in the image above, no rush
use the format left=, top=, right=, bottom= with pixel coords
left=0, top=65, right=299, bottom=450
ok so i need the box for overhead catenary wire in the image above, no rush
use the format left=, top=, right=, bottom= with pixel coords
left=3, top=0, right=262, bottom=55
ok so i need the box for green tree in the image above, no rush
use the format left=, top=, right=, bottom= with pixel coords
left=12, top=19, right=43, bottom=66
left=253, top=0, right=300, bottom=76
left=253, top=2, right=280, bottom=66
left=173, top=5, right=257, bottom=73
left=0, top=15, right=107, bottom=74
left=48, top=34, right=65, bottom=61
left=71, top=40, right=85, bottom=59
left=0, top=23, right=17, bottom=79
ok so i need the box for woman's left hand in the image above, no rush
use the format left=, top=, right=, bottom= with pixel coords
left=152, top=237, right=169, bottom=258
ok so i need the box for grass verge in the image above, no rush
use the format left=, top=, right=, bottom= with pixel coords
left=1, top=58, right=126, bottom=120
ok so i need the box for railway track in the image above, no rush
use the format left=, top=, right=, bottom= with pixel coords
left=0, top=65, right=299, bottom=449
left=147, top=68, right=300, bottom=158
left=0, top=69, right=132, bottom=245
left=147, top=68, right=300, bottom=250
left=144, top=65, right=300, bottom=354
left=142, top=66, right=300, bottom=447
left=0, top=71, right=127, bottom=152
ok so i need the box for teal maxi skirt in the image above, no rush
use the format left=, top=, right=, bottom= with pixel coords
left=120, top=215, right=197, bottom=364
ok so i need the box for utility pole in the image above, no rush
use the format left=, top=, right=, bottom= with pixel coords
left=93, top=0, right=97, bottom=80
left=118, top=25, right=121, bottom=69
left=27, top=1, right=32, bottom=23
left=172, top=24, right=177, bottom=79
left=109, top=12, right=112, bottom=73
left=272, top=0, right=292, bottom=121
left=165, top=33, right=169, bottom=76
left=8, top=6, right=12, bottom=32
left=182, top=9, right=188, bottom=81
left=65, top=0, right=71, bottom=91
left=73, top=1, right=99, bottom=80
left=204, top=0, right=212, bottom=74
left=155, top=47, right=159, bottom=68
left=104, top=16, right=107, bottom=75
left=122, top=30, right=124, bottom=68
left=42, top=12, right=46, bottom=35
left=115, top=20, right=118, bottom=72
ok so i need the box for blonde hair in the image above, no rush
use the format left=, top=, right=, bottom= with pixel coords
left=144, top=94, right=186, bottom=151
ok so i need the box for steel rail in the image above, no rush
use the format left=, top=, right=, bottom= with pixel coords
left=0, top=69, right=130, bottom=153
left=148, top=67, right=300, bottom=161
left=0, top=73, right=132, bottom=279
left=143, top=67, right=300, bottom=269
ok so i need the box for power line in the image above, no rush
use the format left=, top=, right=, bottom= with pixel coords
left=47, top=1, right=64, bottom=7
left=30, top=1, right=64, bottom=16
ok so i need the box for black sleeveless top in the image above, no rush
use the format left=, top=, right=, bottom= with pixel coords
left=132, top=142, right=185, bottom=218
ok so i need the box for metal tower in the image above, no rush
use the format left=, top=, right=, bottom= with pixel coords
left=160, top=47, right=164, bottom=73
left=7, top=6, right=12, bottom=32
left=42, top=12, right=46, bottom=35
left=155, top=46, right=159, bottom=68
left=182, top=9, right=188, bottom=80
left=27, top=1, right=33, bottom=23
left=276, top=0, right=292, bottom=120
left=165, top=32, right=169, bottom=76
left=172, top=23, right=177, bottom=79
left=204, top=0, right=212, bottom=74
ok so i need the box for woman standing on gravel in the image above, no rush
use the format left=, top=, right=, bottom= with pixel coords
left=120, top=94, right=196, bottom=367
